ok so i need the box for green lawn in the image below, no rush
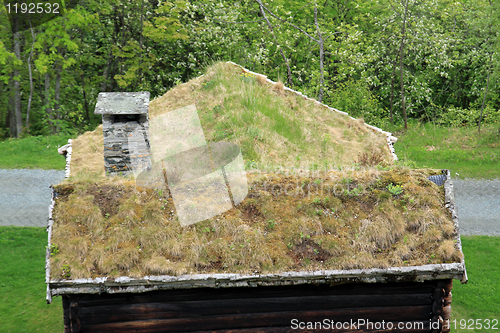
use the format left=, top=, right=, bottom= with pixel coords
left=452, top=236, right=500, bottom=332
left=0, top=226, right=497, bottom=332
left=0, top=227, right=63, bottom=333
left=394, top=122, right=500, bottom=179
left=0, top=135, right=72, bottom=170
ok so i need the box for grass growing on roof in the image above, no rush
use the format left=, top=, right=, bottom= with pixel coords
left=67, top=62, right=392, bottom=183
left=49, top=167, right=462, bottom=280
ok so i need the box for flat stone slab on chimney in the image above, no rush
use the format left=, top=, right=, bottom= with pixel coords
left=95, top=92, right=150, bottom=115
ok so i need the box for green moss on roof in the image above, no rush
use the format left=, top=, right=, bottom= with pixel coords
left=50, top=168, right=462, bottom=280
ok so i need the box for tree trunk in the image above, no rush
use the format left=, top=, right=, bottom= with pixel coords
left=478, top=52, right=492, bottom=133
left=259, top=1, right=330, bottom=98
left=137, top=0, right=145, bottom=89
left=101, top=48, right=113, bottom=92
left=399, top=0, right=409, bottom=129
left=314, top=5, right=324, bottom=103
left=81, top=66, right=90, bottom=122
left=54, top=64, right=62, bottom=133
left=45, top=72, right=54, bottom=133
left=26, top=27, right=36, bottom=135
left=8, top=74, right=15, bottom=137
left=389, top=54, right=399, bottom=125
left=256, top=0, right=293, bottom=87
left=13, top=29, right=22, bottom=138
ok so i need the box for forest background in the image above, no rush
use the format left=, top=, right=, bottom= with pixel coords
left=0, top=0, right=499, bottom=139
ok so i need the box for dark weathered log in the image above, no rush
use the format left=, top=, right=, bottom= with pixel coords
left=443, top=280, right=453, bottom=295
left=62, top=296, right=70, bottom=332
left=77, top=293, right=432, bottom=325
left=188, top=321, right=431, bottom=333
left=80, top=306, right=432, bottom=333
left=69, top=301, right=81, bottom=333
left=431, top=279, right=453, bottom=333
left=74, top=282, right=435, bottom=308
left=442, top=280, right=453, bottom=333
left=63, top=280, right=457, bottom=332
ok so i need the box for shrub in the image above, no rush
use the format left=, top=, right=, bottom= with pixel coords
left=436, top=105, right=500, bottom=127
left=328, top=79, right=390, bottom=128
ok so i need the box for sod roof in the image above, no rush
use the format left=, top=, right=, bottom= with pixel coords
left=66, top=62, right=395, bottom=181
left=46, top=62, right=466, bottom=297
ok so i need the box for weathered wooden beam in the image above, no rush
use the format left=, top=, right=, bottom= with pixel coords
left=48, top=262, right=466, bottom=297
left=76, top=293, right=432, bottom=325
left=431, top=279, right=453, bottom=333
left=69, top=301, right=81, bottom=333
left=72, top=282, right=435, bottom=307
left=187, top=322, right=431, bottom=333
left=79, top=306, right=432, bottom=333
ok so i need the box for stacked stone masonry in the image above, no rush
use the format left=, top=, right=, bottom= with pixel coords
left=95, top=92, right=151, bottom=176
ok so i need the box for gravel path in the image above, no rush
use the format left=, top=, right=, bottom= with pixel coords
left=0, top=169, right=65, bottom=227
left=0, top=170, right=499, bottom=235
left=453, top=179, right=500, bottom=236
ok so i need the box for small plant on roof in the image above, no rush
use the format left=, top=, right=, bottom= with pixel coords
left=239, top=72, right=255, bottom=83
left=247, top=126, right=263, bottom=141
left=213, top=104, right=222, bottom=114
left=62, top=264, right=71, bottom=279
left=49, top=244, right=59, bottom=256
left=267, top=219, right=276, bottom=230
left=386, top=183, right=404, bottom=196
left=345, top=186, right=362, bottom=197
left=202, top=80, right=216, bottom=89
left=341, top=177, right=353, bottom=185
left=245, top=159, right=257, bottom=169
left=356, top=151, right=385, bottom=167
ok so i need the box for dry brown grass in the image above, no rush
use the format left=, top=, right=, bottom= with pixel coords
left=272, top=81, right=285, bottom=94
left=50, top=168, right=462, bottom=280
left=256, top=75, right=267, bottom=86
left=68, top=126, right=104, bottom=182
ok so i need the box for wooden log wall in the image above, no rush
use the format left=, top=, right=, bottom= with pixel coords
left=62, top=279, right=453, bottom=333
left=431, top=280, right=453, bottom=333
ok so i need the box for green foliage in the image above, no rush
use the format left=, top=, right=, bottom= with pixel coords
left=330, top=79, right=389, bottom=128
left=267, top=219, right=276, bottom=230
left=435, top=106, right=500, bottom=127
left=1, top=0, right=500, bottom=139
left=386, top=183, right=404, bottom=196
left=143, top=1, right=188, bottom=43
left=0, top=227, right=63, bottom=332
left=49, top=244, right=59, bottom=256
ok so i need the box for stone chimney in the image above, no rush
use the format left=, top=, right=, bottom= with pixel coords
left=94, top=92, right=151, bottom=176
